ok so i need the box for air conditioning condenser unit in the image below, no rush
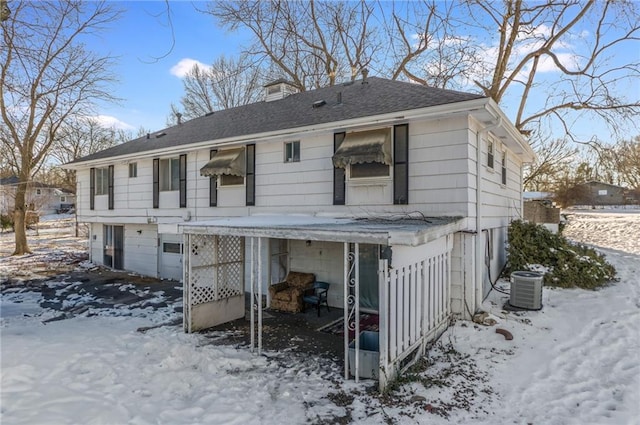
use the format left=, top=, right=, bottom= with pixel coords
left=510, top=271, right=543, bottom=310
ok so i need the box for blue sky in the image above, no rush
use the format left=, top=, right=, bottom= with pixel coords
left=92, top=1, right=247, bottom=133
left=90, top=1, right=639, bottom=144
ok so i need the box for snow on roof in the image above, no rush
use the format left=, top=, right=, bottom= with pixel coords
left=180, top=214, right=464, bottom=246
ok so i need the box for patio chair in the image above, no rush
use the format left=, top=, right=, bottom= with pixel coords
left=269, top=271, right=316, bottom=313
left=303, top=281, right=330, bottom=317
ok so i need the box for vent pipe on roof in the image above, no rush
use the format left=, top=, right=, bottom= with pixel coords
left=361, top=68, right=369, bottom=84
left=146, top=133, right=150, bottom=139
left=337, top=91, right=342, bottom=104
left=176, top=112, right=182, bottom=125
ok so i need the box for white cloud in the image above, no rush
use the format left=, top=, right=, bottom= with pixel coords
left=91, top=115, right=135, bottom=131
left=170, top=58, right=210, bottom=78
left=536, top=52, right=581, bottom=73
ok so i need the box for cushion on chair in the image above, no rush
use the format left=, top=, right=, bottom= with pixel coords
left=268, top=271, right=316, bottom=313
left=285, top=272, right=315, bottom=289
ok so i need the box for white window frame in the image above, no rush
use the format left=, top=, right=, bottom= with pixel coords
left=219, top=174, right=245, bottom=187
left=160, top=158, right=180, bottom=192
left=95, top=167, right=109, bottom=195
left=501, top=151, right=507, bottom=185
left=487, top=140, right=495, bottom=169
left=128, top=162, right=138, bottom=178
left=284, top=141, right=300, bottom=163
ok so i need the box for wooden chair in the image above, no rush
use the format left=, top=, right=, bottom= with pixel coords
left=303, top=281, right=330, bottom=317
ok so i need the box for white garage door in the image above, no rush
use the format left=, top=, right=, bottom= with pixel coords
left=159, top=234, right=183, bottom=281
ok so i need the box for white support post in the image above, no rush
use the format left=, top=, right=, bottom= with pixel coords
left=354, top=242, right=360, bottom=383
left=258, top=237, right=263, bottom=355
left=250, top=237, right=255, bottom=352
left=183, top=233, right=190, bottom=333
left=379, top=258, right=388, bottom=391
left=343, top=242, right=349, bottom=380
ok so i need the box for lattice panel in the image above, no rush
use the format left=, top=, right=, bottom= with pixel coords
left=186, top=234, right=244, bottom=306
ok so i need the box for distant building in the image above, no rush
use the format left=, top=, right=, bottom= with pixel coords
left=0, top=176, right=76, bottom=215
left=575, top=181, right=635, bottom=206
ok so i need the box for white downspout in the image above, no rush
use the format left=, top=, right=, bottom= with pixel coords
left=475, top=116, right=501, bottom=314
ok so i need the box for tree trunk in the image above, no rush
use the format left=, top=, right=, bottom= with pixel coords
left=12, top=177, right=31, bottom=255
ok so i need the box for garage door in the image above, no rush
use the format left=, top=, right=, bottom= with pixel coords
left=159, top=234, right=183, bottom=281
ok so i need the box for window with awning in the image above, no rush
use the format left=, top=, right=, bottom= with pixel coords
left=332, top=128, right=392, bottom=168
left=332, top=128, right=392, bottom=178
left=200, top=148, right=246, bottom=185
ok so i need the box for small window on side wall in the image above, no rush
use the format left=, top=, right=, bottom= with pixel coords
left=284, top=141, right=300, bottom=162
left=487, top=140, right=495, bottom=169
left=501, top=152, right=507, bottom=185
left=129, top=162, right=137, bottom=178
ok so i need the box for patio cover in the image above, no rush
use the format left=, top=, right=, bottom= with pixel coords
left=180, top=215, right=464, bottom=246
left=332, top=129, right=392, bottom=168
left=200, top=148, right=245, bottom=177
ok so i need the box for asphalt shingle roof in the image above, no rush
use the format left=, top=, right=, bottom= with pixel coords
left=71, top=77, right=485, bottom=164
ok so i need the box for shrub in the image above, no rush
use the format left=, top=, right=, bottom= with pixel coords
left=0, top=213, right=13, bottom=231
left=505, top=220, right=616, bottom=289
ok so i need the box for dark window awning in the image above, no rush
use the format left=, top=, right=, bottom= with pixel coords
left=200, top=148, right=245, bottom=177
left=332, top=128, right=392, bottom=169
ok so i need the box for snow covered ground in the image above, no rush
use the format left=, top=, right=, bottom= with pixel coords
left=1, top=211, right=639, bottom=424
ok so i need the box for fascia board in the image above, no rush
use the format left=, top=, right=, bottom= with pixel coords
left=485, top=100, right=536, bottom=162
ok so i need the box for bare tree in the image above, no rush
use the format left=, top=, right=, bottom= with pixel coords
left=207, top=0, right=380, bottom=91
left=615, top=137, right=640, bottom=189
left=178, top=54, right=263, bottom=120
left=206, top=1, right=638, bottom=191
left=0, top=0, right=120, bottom=255
left=379, top=1, right=481, bottom=90
left=523, top=137, right=578, bottom=191
left=49, top=118, right=131, bottom=192
left=463, top=0, right=639, bottom=137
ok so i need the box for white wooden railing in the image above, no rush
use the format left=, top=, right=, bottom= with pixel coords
left=379, top=235, right=452, bottom=388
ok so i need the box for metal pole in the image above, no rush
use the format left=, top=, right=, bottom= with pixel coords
left=258, top=237, right=263, bottom=355
left=354, top=242, right=360, bottom=383
left=250, top=237, right=255, bottom=352
left=343, top=242, right=349, bottom=380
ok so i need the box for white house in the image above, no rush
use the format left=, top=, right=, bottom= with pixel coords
left=0, top=176, right=75, bottom=216
left=65, top=77, right=534, bottom=388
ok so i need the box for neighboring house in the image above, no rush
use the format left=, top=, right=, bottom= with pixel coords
left=575, top=181, right=634, bottom=206
left=0, top=176, right=75, bottom=215
left=65, top=77, right=534, bottom=389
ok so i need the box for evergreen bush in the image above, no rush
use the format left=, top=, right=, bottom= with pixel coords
left=0, top=213, right=13, bottom=231
left=505, top=220, right=616, bottom=289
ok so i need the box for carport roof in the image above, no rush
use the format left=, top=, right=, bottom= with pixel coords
left=179, top=215, right=464, bottom=246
